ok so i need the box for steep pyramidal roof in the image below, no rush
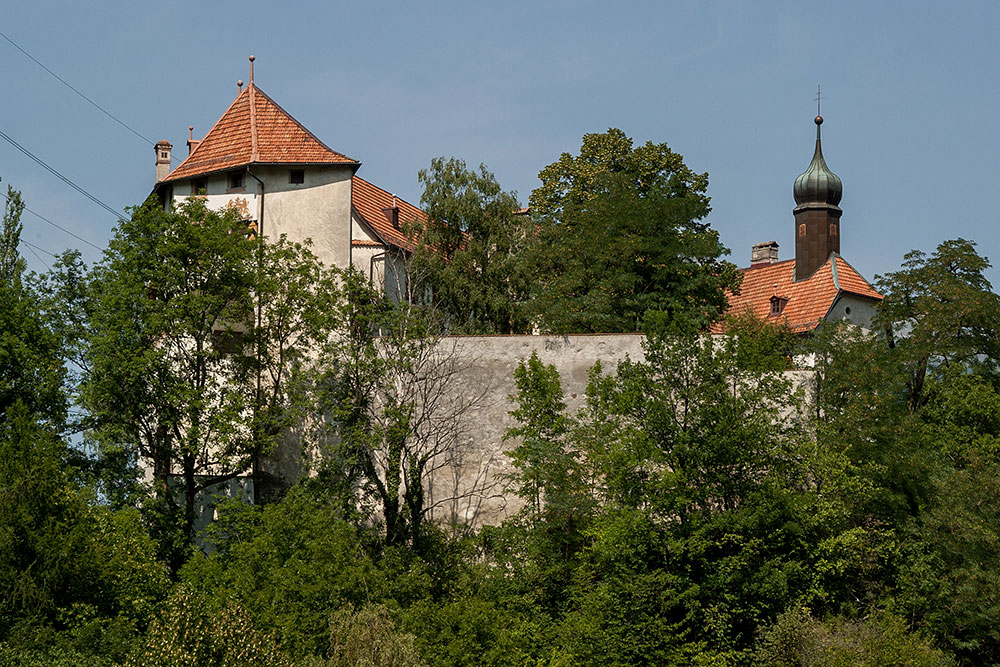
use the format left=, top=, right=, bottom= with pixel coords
left=163, top=82, right=358, bottom=182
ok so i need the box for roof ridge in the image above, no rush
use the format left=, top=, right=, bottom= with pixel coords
left=253, top=84, right=356, bottom=163
left=353, top=175, right=420, bottom=211
left=741, top=257, right=796, bottom=271
left=249, top=83, right=259, bottom=162
left=166, top=86, right=249, bottom=180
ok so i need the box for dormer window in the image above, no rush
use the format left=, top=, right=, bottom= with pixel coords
left=191, top=178, right=208, bottom=195
left=228, top=170, right=244, bottom=191
left=769, top=295, right=789, bottom=316
left=289, top=169, right=304, bottom=184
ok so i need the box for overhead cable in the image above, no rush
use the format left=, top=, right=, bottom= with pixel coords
left=0, top=29, right=155, bottom=147
left=20, top=239, right=53, bottom=271
left=1, top=190, right=104, bottom=251
left=19, top=238, right=58, bottom=258
left=0, top=129, right=127, bottom=223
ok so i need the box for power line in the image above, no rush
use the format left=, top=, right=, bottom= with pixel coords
left=20, top=239, right=53, bottom=271
left=0, top=29, right=155, bottom=147
left=19, top=238, right=58, bottom=258
left=1, top=190, right=104, bottom=251
left=0, top=128, right=128, bottom=223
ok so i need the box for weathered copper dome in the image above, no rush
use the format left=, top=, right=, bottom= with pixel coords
left=793, top=115, right=842, bottom=206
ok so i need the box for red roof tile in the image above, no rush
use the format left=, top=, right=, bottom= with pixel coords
left=163, top=84, right=357, bottom=182
left=717, top=255, right=882, bottom=333
left=351, top=176, right=426, bottom=252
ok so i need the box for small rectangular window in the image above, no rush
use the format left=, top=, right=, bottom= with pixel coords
left=228, top=170, right=244, bottom=190
left=212, top=329, right=244, bottom=356
left=191, top=178, right=207, bottom=195
left=289, top=169, right=304, bottom=184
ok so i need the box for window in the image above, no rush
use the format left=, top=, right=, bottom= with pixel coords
left=191, top=178, right=207, bottom=195
left=228, top=170, right=244, bottom=190
left=160, top=151, right=168, bottom=159
left=289, top=169, right=304, bottom=184
left=212, top=329, right=244, bottom=356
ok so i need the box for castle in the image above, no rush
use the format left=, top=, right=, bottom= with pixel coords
left=150, top=60, right=882, bottom=526
left=153, top=56, right=422, bottom=304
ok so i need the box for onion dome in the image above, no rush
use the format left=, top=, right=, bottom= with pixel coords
left=793, top=115, right=842, bottom=206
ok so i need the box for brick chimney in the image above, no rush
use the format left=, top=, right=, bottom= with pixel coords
left=751, top=241, right=780, bottom=265
left=383, top=195, right=400, bottom=229
left=154, top=140, right=172, bottom=183
left=186, top=126, right=201, bottom=155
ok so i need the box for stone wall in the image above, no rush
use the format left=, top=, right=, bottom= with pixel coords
left=423, top=334, right=646, bottom=527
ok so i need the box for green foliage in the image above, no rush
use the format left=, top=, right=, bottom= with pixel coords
left=894, top=452, right=1000, bottom=664
left=505, top=352, right=583, bottom=520
left=0, top=403, right=101, bottom=636
left=75, top=195, right=336, bottom=549
left=0, top=183, right=66, bottom=431
left=124, top=586, right=292, bottom=667
left=754, top=607, right=951, bottom=666
left=0, top=403, right=169, bottom=663
left=79, top=196, right=258, bottom=547
left=525, top=129, right=738, bottom=333
left=409, top=157, right=531, bottom=333
left=303, top=604, right=424, bottom=667
left=0, top=181, right=26, bottom=286
left=181, top=490, right=384, bottom=659
left=875, top=238, right=1000, bottom=410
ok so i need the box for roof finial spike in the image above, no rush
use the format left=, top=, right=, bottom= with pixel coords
left=188, top=125, right=194, bottom=140
left=814, top=84, right=825, bottom=138
left=237, top=80, right=244, bottom=91
left=248, top=55, right=255, bottom=86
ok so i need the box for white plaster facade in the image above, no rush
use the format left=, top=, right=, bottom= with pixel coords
left=160, top=164, right=355, bottom=272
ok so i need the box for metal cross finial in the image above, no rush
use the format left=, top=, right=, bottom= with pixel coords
left=815, top=84, right=824, bottom=116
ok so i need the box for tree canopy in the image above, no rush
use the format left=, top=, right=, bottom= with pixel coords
left=525, top=129, right=739, bottom=333
left=4, top=159, right=1000, bottom=664
left=408, top=157, right=531, bottom=334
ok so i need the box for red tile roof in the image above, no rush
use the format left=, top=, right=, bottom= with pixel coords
left=718, top=255, right=882, bottom=333
left=163, top=84, right=357, bottom=182
left=351, top=176, right=426, bottom=251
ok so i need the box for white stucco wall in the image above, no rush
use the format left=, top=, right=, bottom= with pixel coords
left=826, top=295, right=880, bottom=330
left=169, top=164, right=355, bottom=270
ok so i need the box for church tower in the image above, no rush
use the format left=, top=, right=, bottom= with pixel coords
left=793, top=114, right=843, bottom=281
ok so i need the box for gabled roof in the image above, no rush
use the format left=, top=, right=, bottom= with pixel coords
left=163, top=83, right=358, bottom=182
left=719, top=254, right=882, bottom=333
left=351, top=176, right=426, bottom=252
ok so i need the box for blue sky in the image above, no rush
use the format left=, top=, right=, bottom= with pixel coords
left=3, top=1, right=999, bottom=287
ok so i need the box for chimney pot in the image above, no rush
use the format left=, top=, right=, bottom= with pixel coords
left=154, top=140, right=172, bottom=183
left=187, top=126, right=201, bottom=155
left=751, top=240, right=780, bottom=265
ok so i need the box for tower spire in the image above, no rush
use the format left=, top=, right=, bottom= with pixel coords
left=792, top=101, right=843, bottom=281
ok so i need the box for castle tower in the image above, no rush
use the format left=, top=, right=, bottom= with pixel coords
left=793, top=115, right=842, bottom=281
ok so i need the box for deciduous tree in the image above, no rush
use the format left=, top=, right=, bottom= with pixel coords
left=525, top=129, right=739, bottom=332
left=408, top=157, right=530, bottom=334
